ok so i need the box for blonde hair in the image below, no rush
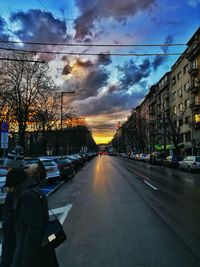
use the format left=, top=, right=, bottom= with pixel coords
left=26, top=163, right=40, bottom=179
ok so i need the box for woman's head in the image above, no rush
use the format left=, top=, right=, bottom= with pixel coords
left=5, top=168, right=28, bottom=189
left=26, top=163, right=41, bottom=183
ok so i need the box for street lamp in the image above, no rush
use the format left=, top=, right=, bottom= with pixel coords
left=60, top=91, right=75, bottom=131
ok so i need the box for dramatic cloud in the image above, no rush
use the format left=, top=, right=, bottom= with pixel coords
left=0, top=17, right=10, bottom=40
left=74, top=0, right=155, bottom=39
left=118, top=59, right=151, bottom=89
left=73, top=89, right=145, bottom=116
left=152, top=35, right=174, bottom=70
left=10, top=9, right=68, bottom=57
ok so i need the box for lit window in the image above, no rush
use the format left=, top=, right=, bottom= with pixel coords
left=173, top=105, right=177, bottom=114
left=195, top=114, right=200, bottom=123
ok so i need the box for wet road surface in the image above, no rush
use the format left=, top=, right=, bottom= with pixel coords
left=50, top=156, right=200, bottom=267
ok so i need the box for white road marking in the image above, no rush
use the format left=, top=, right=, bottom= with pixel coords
left=144, top=180, right=158, bottom=191
left=50, top=204, right=73, bottom=225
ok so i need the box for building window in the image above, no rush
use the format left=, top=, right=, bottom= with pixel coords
left=191, top=60, right=198, bottom=69
left=179, top=103, right=183, bottom=111
left=185, top=99, right=190, bottom=108
left=172, top=91, right=176, bottom=100
left=178, top=87, right=182, bottom=97
left=185, top=131, right=191, bottom=142
left=179, top=133, right=184, bottom=143
left=183, top=64, right=188, bottom=74
left=177, top=71, right=182, bottom=80
left=173, top=105, right=177, bottom=114
left=185, top=116, right=190, bottom=124
left=184, top=81, right=190, bottom=92
left=172, top=76, right=176, bottom=85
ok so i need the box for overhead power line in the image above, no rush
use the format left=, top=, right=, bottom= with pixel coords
left=0, top=40, right=186, bottom=47
left=0, top=47, right=183, bottom=56
left=0, top=57, right=45, bottom=63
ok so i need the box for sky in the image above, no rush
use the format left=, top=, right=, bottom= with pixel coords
left=0, top=0, right=200, bottom=144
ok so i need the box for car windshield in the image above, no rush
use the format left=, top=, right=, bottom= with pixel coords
left=56, top=158, right=69, bottom=164
left=41, top=160, right=55, bottom=167
left=195, top=157, right=200, bottom=162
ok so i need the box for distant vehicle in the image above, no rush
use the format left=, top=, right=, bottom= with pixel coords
left=163, top=155, right=183, bottom=169
left=129, top=152, right=137, bottom=160
left=53, top=157, right=74, bottom=180
left=38, top=158, right=60, bottom=182
left=153, top=152, right=165, bottom=165
left=179, top=156, right=200, bottom=172
left=144, top=154, right=151, bottom=163
left=139, top=153, right=146, bottom=161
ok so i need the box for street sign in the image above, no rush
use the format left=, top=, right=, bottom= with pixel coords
left=1, top=122, right=9, bottom=133
left=1, top=122, right=9, bottom=149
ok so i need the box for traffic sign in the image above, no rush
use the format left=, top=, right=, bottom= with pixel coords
left=1, top=122, right=9, bottom=149
left=1, top=122, right=9, bottom=133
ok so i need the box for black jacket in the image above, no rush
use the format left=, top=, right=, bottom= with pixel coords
left=11, top=178, right=59, bottom=267
left=0, top=192, right=16, bottom=267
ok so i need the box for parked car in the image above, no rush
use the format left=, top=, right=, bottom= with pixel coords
left=139, top=153, right=146, bottom=161
left=153, top=152, right=165, bottom=165
left=53, top=157, right=75, bottom=180
left=38, top=158, right=60, bottom=182
left=163, top=155, right=183, bottom=168
left=179, top=156, right=200, bottom=172
left=24, top=158, right=47, bottom=183
left=65, top=155, right=82, bottom=171
left=129, top=152, right=137, bottom=160
left=0, top=168, right=8, bottom=205
left=144, top=154, right=151, bottom=163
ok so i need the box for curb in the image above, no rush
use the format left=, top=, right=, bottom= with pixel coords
left=46, top=181, right=65, bottom=198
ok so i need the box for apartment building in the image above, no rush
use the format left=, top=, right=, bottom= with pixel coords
left=186, top=27, right=200, bottom=154
left=156, top=72, right=171, bottom=152
left=170, top=52, right=192, bottom=154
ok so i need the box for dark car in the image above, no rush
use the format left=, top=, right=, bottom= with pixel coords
left=164, top=155, right=183, bottom=168
left=53, top=157, right=75, bottom=180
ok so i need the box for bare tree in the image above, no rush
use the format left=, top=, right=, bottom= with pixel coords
left=0, top=52, right=56, bottom=151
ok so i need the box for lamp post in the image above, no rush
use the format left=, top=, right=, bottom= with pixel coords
left=60, top=91, right=75, bottom=131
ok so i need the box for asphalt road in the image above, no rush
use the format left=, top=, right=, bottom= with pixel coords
left=47, top=156, right=200, bottom=267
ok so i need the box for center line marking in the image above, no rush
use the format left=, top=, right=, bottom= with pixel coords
left=144, top=180, right=158, bottom=191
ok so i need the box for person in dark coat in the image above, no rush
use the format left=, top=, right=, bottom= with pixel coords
left=6, top=169, right=59, bottom=267
left=1, top=146, right=25, bottom=267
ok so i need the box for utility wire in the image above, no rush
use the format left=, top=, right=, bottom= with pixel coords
left=0, top=57, right=45, bottom=63
left=0, top=40, right=186, bottom=47
left=0, top=47, right=183, bottom=56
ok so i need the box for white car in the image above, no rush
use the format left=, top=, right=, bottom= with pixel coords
left=179, top=156, right=200, bottom=172
left=39, top=158, right=60, bottom=181
left=0, top=168, right=8, bottom=205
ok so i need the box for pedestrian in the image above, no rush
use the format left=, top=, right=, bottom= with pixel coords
left=5, top=168, right=59, bottom=267
left=25, top=163, right=43, bottom=184
left=0, top=146, right=25, bottom=267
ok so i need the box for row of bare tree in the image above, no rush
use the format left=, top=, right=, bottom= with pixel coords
left=0, top=52, right=97, bottom=155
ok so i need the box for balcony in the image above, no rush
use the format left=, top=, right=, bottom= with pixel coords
left=164, top=91, right=170, bottom=99
left=188, top=65, right=199, bottom=76
left=190, top=84, right=199, bottom=94
left=190, top=101, right=200, bottom=111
